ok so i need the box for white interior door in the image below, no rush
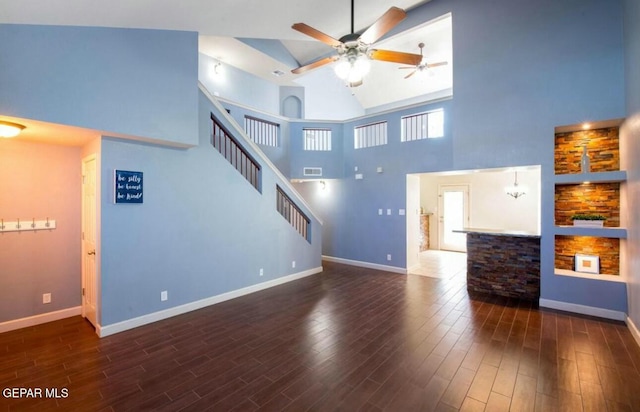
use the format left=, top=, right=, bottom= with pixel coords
left=406, top=174, right=421, bottom=270
left=438, top=184, right=469, bottom=252
left=82, top=155, right=98, bottom=327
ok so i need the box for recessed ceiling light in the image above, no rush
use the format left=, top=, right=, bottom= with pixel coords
left=272, top=70, right=285, bottom=77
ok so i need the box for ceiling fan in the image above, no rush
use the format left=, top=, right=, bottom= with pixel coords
left=398, top=42, right=448, bottom=79
left=291, top=1, right=423, bottom=87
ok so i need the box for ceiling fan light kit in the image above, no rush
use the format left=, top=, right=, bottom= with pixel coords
left=334, top=52, right=370, bottom=83
left=291, top=3, right=423, bottom=87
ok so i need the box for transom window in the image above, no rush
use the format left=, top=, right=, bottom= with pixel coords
left=354, top=121, right=387, bottom=149
left=401, top=109, right=445, bottom=142
left=303, top=128, right=332, bottom=151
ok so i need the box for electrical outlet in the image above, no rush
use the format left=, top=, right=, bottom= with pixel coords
left=292, top=261, right=296, bottom=268
left=378, top=209, right=383, bottom=215
left=161, top=291, right=168, bottom=301
left=260, top=268, right=264, bottom=276
left=387, top=209, right=392, bottom=215
left=387, top=254, right=392, bottom=261
left=43, top=293, right=51, bottom=304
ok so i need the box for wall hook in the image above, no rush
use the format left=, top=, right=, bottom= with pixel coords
left=1, top=218, right=4, bottom=230
left=16, top=218, right=20, bottom=229
left=45, top=217, right=50, bottom=228
left=31, top=218, right=36, bottom=229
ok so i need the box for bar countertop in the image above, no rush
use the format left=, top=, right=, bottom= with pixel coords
left=453, top=227, right=541, bottom=238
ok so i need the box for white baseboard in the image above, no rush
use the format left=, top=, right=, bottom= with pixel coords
left=99, top=266, right=323, bottom=337
left=322, top=255, right=407, bottom=274
left=628, top=316, right=640, bottom=349
left=539, top=298, right=626, bottom=321
left=0, top=306, right=82, bottom=334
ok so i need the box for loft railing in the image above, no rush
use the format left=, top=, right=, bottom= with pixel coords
left=211, top=114, right=261, bottom=192
left=276, top=185, right=310, bottom=242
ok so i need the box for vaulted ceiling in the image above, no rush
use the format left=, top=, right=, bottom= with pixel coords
left=1, top=0, right=453, bottom=110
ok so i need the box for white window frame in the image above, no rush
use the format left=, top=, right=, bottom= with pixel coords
left=354, top=121, right=388, bottom=149
left=303, top=128, right=332, bottom=151
left=401, top=109, right=445, bottom=142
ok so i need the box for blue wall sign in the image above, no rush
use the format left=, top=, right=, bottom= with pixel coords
left=114, top=170, right=143, bottom=204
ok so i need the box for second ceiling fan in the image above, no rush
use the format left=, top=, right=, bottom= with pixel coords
left=291, top=1, right=423, bottom=87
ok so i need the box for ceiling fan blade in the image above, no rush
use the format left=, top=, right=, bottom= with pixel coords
left=291, top=56, right=337, bottom=74
left=370, top=49, right=422, bottom=65
left=359, top=7, right=407, bottom=45
left=426, top=61, right=448, bottom=68
left=398, top=66, right=416, bottom=69
left=291, top=23, right=343, bottom=47
left=404, top=70, right=417, bottom=79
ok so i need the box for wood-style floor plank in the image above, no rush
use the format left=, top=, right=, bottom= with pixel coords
left=1, top=259, right=640, bottom=411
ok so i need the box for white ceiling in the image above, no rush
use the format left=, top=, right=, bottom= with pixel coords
left=0, top=0, right=452, bottom=143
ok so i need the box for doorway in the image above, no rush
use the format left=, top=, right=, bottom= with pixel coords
left=82, top=155, right=98, bottom=328
left=438, top=184, right=469, bottom=252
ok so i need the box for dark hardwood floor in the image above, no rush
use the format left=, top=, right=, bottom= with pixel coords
left=2, top=260, right=640, bottom=411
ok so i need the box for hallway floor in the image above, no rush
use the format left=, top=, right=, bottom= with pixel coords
left=409, top=250, right=467, bottom=280
left=1, top=260, right=640, bottom=411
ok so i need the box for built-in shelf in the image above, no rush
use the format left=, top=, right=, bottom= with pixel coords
left=554, top=170, right=627, bottom=185
left=554, top=226, right=627, bottom=239
left=555, top=268, right=626, bottom=283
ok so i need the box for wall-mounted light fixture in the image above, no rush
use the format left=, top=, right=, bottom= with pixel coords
left=505, top=171, right=526, bottom=199
left=213, top=61, right=223, bottom=75
left=0, top=121, right=25, bottom=138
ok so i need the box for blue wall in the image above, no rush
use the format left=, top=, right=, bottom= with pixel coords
left=199, top=53, right=280, bottom=115
left=289, top=121, right=344, bottom=180
left=625, top=0, right=640, bottom=116
left=0, top=25, right=199, bottom=146
left=99, top=91, right=322, bottom=326
left=288, top=0, right=627, bottom=313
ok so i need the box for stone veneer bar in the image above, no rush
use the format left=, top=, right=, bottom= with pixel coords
left=463, top=230, right=541, bottom=301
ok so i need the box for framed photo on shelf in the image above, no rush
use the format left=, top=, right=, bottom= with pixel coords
left=575, top=254, right=600, bottom=274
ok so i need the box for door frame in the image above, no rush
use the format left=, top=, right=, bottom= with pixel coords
left=81, top=154, right=99, bottom=328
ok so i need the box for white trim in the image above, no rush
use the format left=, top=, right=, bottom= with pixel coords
left=98, top=267, right=322, bottom=337
left=539, top=298, right=626, bottom=321
left=322, top=255, right=407, bottom=274
left=627, top=316, right=640, bottom=349
left=0, top=307, right=82, bottom=334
